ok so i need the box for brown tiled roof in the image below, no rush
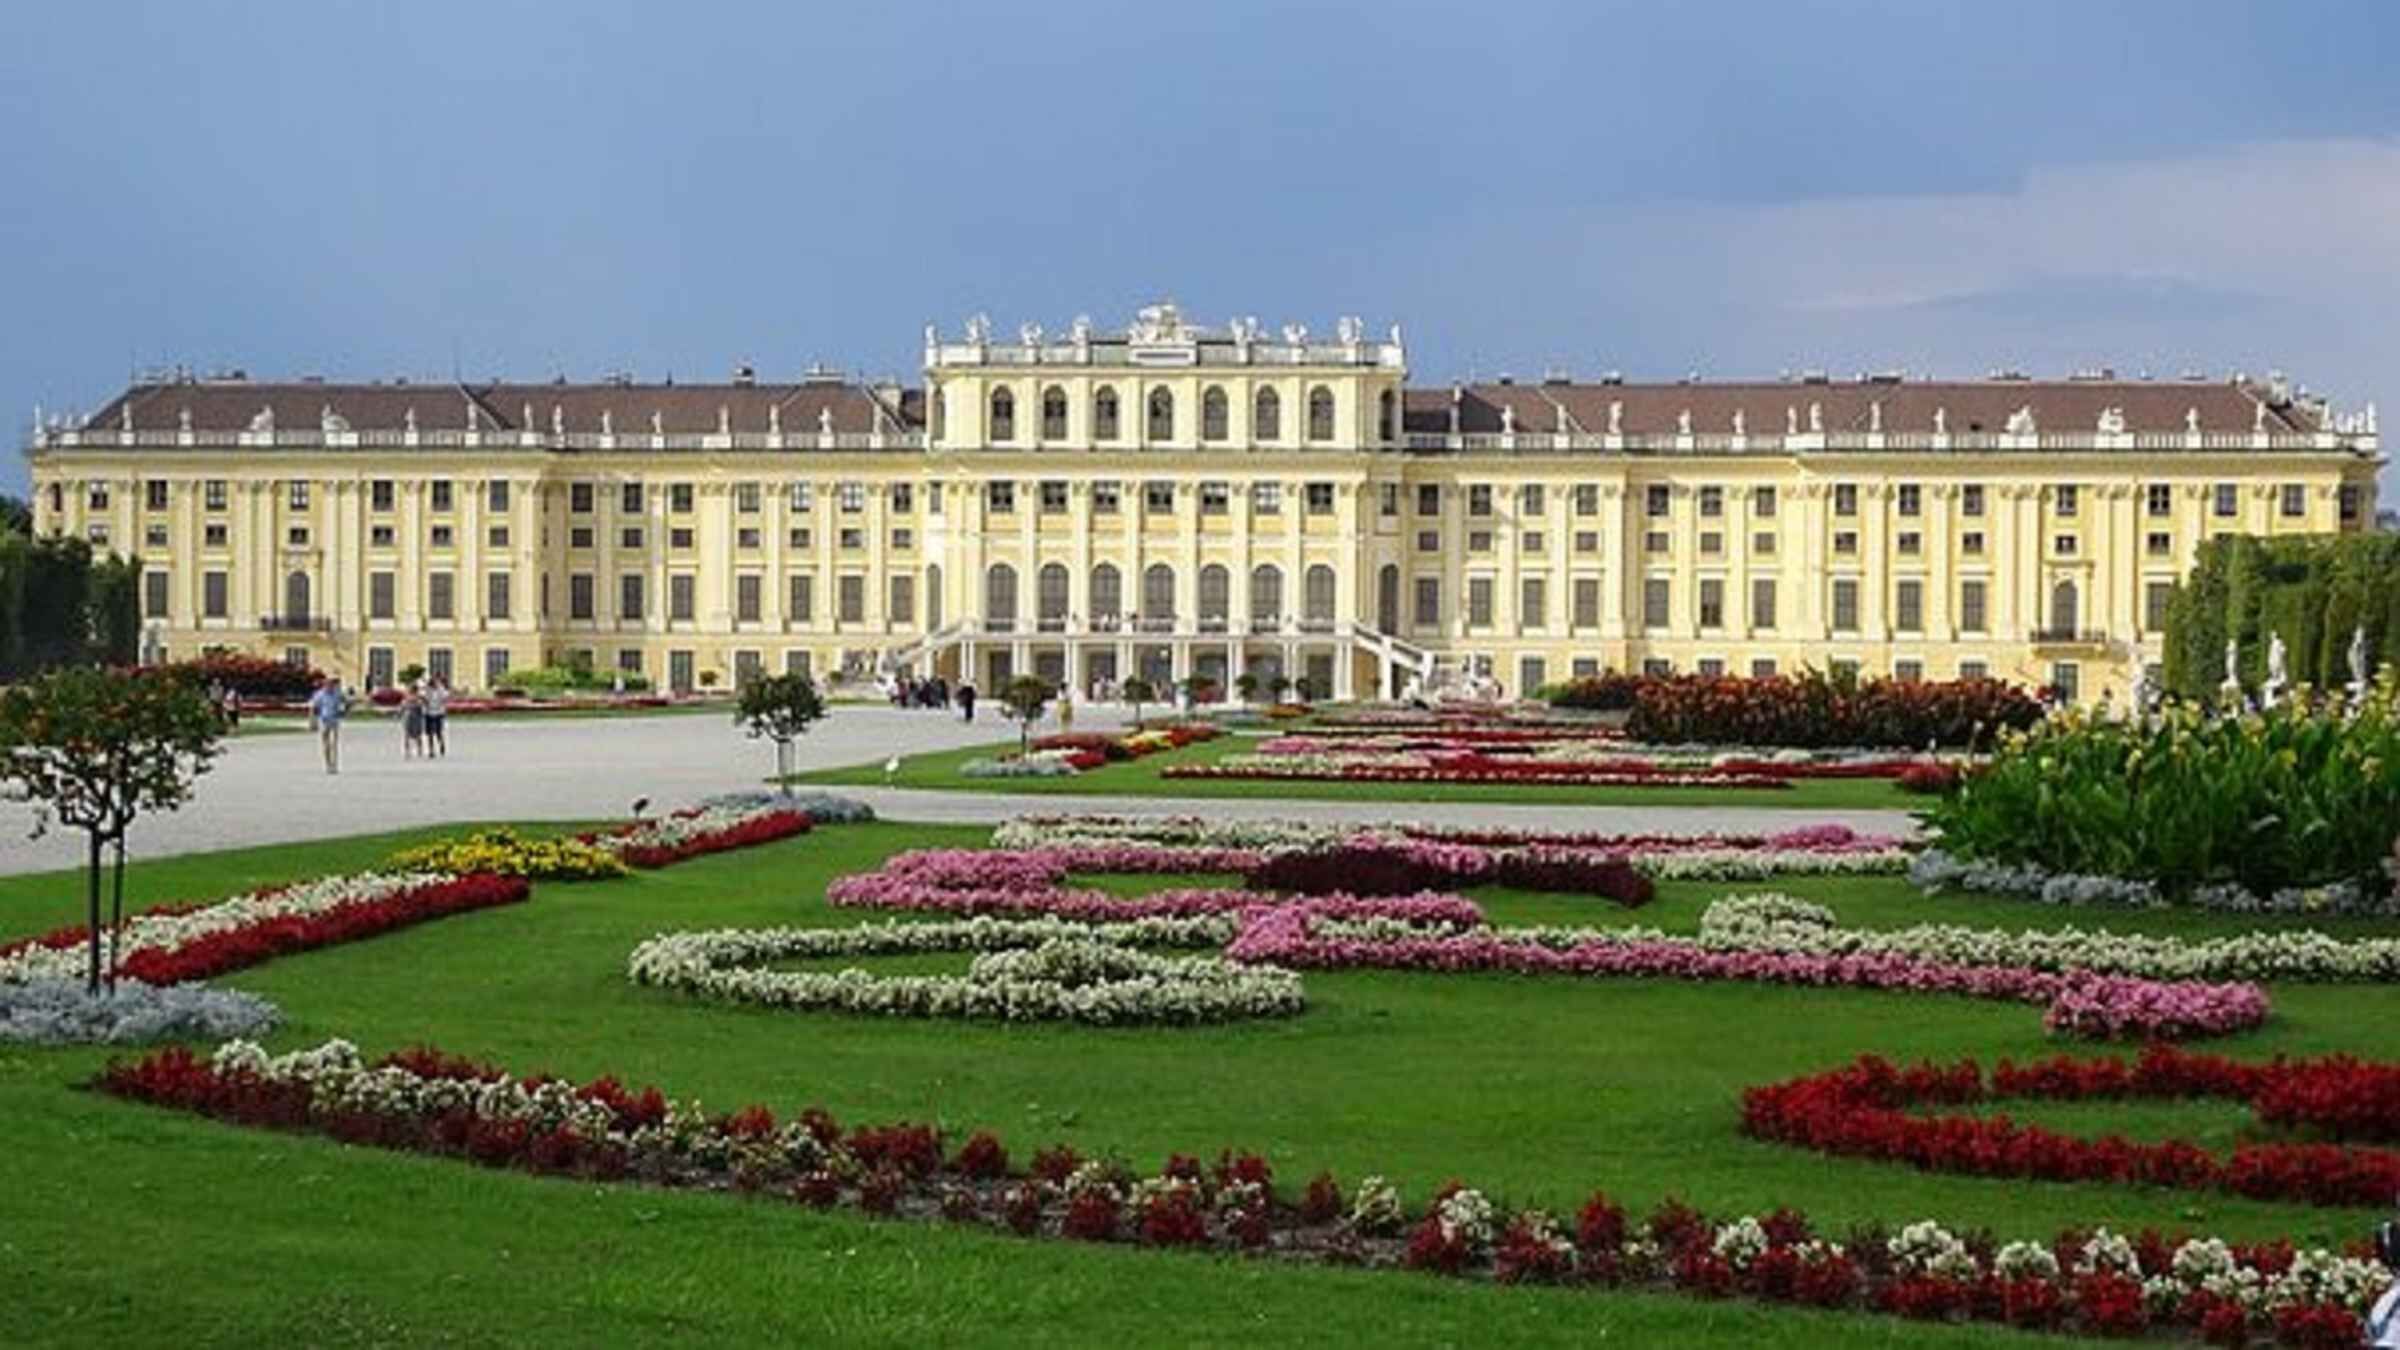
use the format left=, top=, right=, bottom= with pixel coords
left=87, top=378, right=913, bottom=436
left=1455, top=379, right=2311, bottom=437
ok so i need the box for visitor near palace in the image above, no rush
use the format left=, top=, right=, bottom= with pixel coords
left=400, top=682, right=426, bottom=758
left=423, top=676, right=451, bottom=757
left=306, top=677, right=349, bottom=775
left=955, top=681, right=976, bottom=722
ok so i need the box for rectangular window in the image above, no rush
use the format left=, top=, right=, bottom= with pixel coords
left=1752, top=530, right=1776, bottom=556
left=2147, top=531, right=2172, bottom=557
left=369, top=572, right=396, bottom=620
left=1696, top=658, right=1724, bottom=678
left=616, top=649, right=641, bottom=674
left=1897, top=483, right=1921, bottom=517
left=2054, top=534, right=2078, bottom=556
left=568, top=526, right=592, bottom=549
left=203, top=571, right=228, bottom=619
left=1896, top=531, right=1921, bottom=556
left=2281, top=483, right=2307, bottom=518
left=371, top=480, right=395, bottom=512
left=736, top=574, right=762, bottom=623
left=1468, top=484, right=1493, bottom=517
left=1519, top=483, right=1545, bottom=516
left=1645, top=531, right=1669, bottom=555
left=1751, top=658, right=1778, bottom=678
left=889, top=528, right=912, bottom=551
left=569, top=574, right=595, bottom=620
left=737, top=528, right=762, bottom=549
left=1833, top=530, right=1857, bottom=555
left=1467, top=530, right=1493, bottom=553
left=2147, top=483, right=2172, bottom=517
left=670, top=575, right=696, bottom=622
left=1522, top=530, right=1544, bottom=553
left=836, top=482, right=864, bottom=513
left=1572, top=658, right=1600, bottom=678
left=1698, top=486, right=1723, bottom=518
left=204, top=480, right=228, bottom=511
left=2050, top=661, right=2081, bottom=704
left=2055, top=484, right=2079, bottom=518
left=788, top=528, right=812, bottom=550
left=1752, top=485, right=1777, bottom=517
left=1092, top=481, right=1122, bottom=514
left=1750, top=577, right=1777, bottom=631
left=789, top=574, right=814, bottom=621
left=1306, top=482, right=1335, bottom=514
left=888, top=483, right=912, bottom=514
left=2214, top=483, right=2238, bottom=518
left=1698, top=578, right=1724, bottom=628
left=619, top=574, right=645, bottom=621
left=1642, top=577, right=1670, bottom=629
left=1961, top=530, right=1985, bottom=556
left=619, top=527, right=643, bottom=550
left=1645, top=484, right=1670, bottom=517
left=888, top=574, right=914, bottom=624
left=1574, top=530, right=1599, bottom=553
left=488, top=526, right=510, bottom=549
left=426, top=648, right=452, bottom=685
left=428, top=572, right=455, bottom=621
left=1379, top=483, right=1400, bottom=517
left=428, top=524, right=453, bottom=548
left=144, top=523, right=168, bottom=550
left=1416, top=484, right=1441, bottom=515
left=488, top=480, right=511, bottom=512
left=925, top=482, right=942, bottom=515
left=486, top=571, right=512, bottom=620
left=620, top=482, right=645, bottom=515
left=2145, top=581, right=2173, bottom=630
left=1041, top=480, right=1069, bottom=513
left=986, top=482, right=1016, bottom=513
left=429, top=480, right=452, bottom=512
left=2341, top=484, right=2363, bottom=523
left=1959, top=660, right=1989, bottom=681
left=140, top=479, right=167, bottom=511
left=838, top=576, right=865, bottom=623
left=1416, top=530, right=1439, bottom=553
left=1200, top=482, right=1229, bottom=515
left=1145, top=481, right=1175, bottom=513
left=570, top=483, right=594, bottom=513
left=1895, top=579, right=1923, bottom=632
left=1959, top=579, right=1987, bottom=633
left=788, top=482, right=815, bottom=512
left=142, top=570, right=169, bottom=618
left=485, top=648, right=510, bottom=688
left=1412, top=576, right=1440, bottom=627
left=286, top=481, right=309, bottom=511
left=1894, top=659, right=1924, bottom=683
left=1833, top=483, right=1858, bottom=517
left=1519, top=656, right=1547, bottom=695
left=1519, top=575, right=1547, bottom=628
left=734, top=482, right=761, bottom=514
left=1467, top=577, right=1494, bottom=626
left=1960, top=483, right=1984, bottom=518
left=1251, top=481, right=1282, bottom=514
left=1831, top=578, right=1860, bottom=632
left=1641, top=658, right=1673, bottom=678
left=1572, top=577, right=1601, bottom=627
left=670, top=483, right=696, bottom=514
left=1573, top=484, right=1600, bottom=516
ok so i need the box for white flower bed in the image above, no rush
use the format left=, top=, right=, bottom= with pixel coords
left=1912, top=848, right=2398, bottom=918
left=0, top=978, right=281, bottom=1044
left=0, top=871, right=449, bottom=985
left=601, top=801, right=802, bottom=856
left=626, top=915, right=1298, bottom=1025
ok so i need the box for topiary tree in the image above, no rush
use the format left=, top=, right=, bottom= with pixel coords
left=1267, top=673, right=1293, bottom=703
left=1120, top=676, right=1155, bottom=729
left=1293, top=675, right=1316, bottom=702
left=734, top=671, right=827, bottom=795
left=0, top=666, right=225, bottom=992
left=998, top=675, right=1053, bottom=757
left=397, top=662, right=426, bottom=687
left=1235, top=671, right=1260, bottom=704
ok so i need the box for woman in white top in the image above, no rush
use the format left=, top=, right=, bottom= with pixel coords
left=422, top=677, right=451, bottom=757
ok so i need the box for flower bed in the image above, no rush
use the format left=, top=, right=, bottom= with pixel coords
left=1742, top=1046, right=2400, bottom=1209
left=1626, top=672, right=2044, bottom=749
left=1162, top=755, right=1797, bottom=790
left=388, top=828, right=630, bottom=880
left=1, top=978, right=280, bottom=1044
left=628, top=915, right=1305, bottom=1024
left=1223, top=901, right=2268, bottom=1041
left=827, top=845, right=1484, bottom=925
left=0, top=872, right=531, bottom=987
left=95, top=1038, right=2387, bottom=1346
left=1912, top=848, right=2400, bottom=919
left=581, top=802, right=815, bottom=868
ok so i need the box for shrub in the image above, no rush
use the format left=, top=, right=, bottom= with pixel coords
left=1923, top=694, right=2400, bottom=900
left=1627, top=671, right=2042, bottom=749
left=495, top=664, right=653, bottom=696
left=172, top=653, right=325, bottom=701
left=1540, top=672, right=1643, bottom=711
left=388, top=828, right=631, bottom=880
left=1896, top=762, right=1962, bottom=796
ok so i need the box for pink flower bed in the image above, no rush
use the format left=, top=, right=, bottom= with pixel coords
left=826, top=847, right=1483, bottom=925
left=1221, top=903, right=2269, bottom=1042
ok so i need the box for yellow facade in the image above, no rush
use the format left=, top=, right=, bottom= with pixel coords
left=26, top=305, right=2384, bottom=702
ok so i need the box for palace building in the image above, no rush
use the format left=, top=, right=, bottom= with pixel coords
left=23, top=303, right=2386, bottom=703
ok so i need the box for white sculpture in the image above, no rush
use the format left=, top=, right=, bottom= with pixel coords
left=600, top=408, right=613, bottom=436
left=2253, top=401, right=2267, bottom=433
left=121, top=402, right=133, bottom=432
left=179, top=407, right=193, bottom=433
left=819, top=406, right=834, bottom=435
left=1933, top=407, right=1947, bottom=434
left=1500, top=404, right=1516, bottom=434
left=552, top=404, right=565, bottom=436
left=1607, top=401, right=1623, bottom=435
left=651, top=410, right=664, bottom=436
left=1869, top=402, right=1882, bottom=433
left=2097, top=406, right=2126, bottom=435
left=403, top=407, right=417, bottom=434
left=2264, top=632, right=2289, bottom=707
left=767, top=404, right=780, bottom=435
left=1280, top=323, right=1308, bottom=346
left=2349, top=624, right=2372, bottom=697
left=923, top=322, right=939, bottom=350
left=1731, top=408, right=1745, bottom=436
left=1070, top=314, right=1094, bottom=344
left=1785, top=405, right=1798, bottom=435
left=1336, top=315, right=1364, bottom=345
left=2222, top=637, right=2242, bottom=699
left=964, top=313, right=991, bottom=344
left=1677, top=408, right=1692, bottom=436
left=2185, top=406, right=2200, bottom=433
left=2127, top=662, right=2152, bottom=718
left=2006, top=405, right=2036, bottom=435
left=1807, top=401, right=1823, bottom=433
left=320, top=404, right=348, bottom=434
left=249, top=405, right=275, bottom=433
left=521, top=402, right=534, bottom=429
left=717, top=405, right=730, bottom=435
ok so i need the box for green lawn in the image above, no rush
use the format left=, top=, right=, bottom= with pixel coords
left=6, top=822, right=2396, bottom=1346
left=793, top=731, right=1917, bottom=809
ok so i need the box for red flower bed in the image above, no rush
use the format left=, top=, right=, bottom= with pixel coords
left=1163, top=761, right=1794, bottom=790
left=113, top=874, right=531, bottom=985
left=1031, top=733, right=1132, bottom=761
left=93, top=1042, right=2376, bottom=1347
left=1897, top=761, right=1963, bottom=795
left=583, top=809, right=813, bottom=869
left=1240, top=842, right=1654, bottom=907
left=1743, top=1045, right=2400, bottom=1208
left=1628, top=672, right=2042, bottom=749
left=170, top=652, right=328, bottom=700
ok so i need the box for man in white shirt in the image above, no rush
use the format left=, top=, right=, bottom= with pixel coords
left=306, top=678, right=349, bottom=775
left=423, top=677, right=451, bottom=757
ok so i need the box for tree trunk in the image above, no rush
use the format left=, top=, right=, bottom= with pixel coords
left=84, top=831, right=102, bottom=995
left=776, top=739, right=794, bottom=796
left=107, top=833, right=127, bottom=993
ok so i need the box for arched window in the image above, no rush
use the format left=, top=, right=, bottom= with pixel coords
left=1090, top=563, right=1122, bottom=625
left=2050, top=579, right=2080, bottom=635
left=1142, top=563, right=1176, bottom=621
left=1093, top=388, right=1120, bottom=440
left=1198, top=564, right=1230, bottom=628
left=284, top=571, right=312, bottom=622
left=1254, top=387, right=1281, bottom=441
left=1201, top=387, right=1229, bottom=441
left=1250, top=564, right=1283, bottom=627
left=1307, top=386, right=1336, bottom=441
left=1378, top=390, right=1396, bottom=443
left=984, top=563, right=1018, bottom=628
left=1147, top=387, right=1174, bottom=440
left=925, top=564, right=943, bottom=629
left=989, top=388, right=1016, bottom=442
left=1038, top=563, right=1069, bottom=628
left=1041, top=386, right=1067, bottom=440
left=1305, top=564, right=1337, bottom=625
left=1376, top=564, right=1400, bottom=632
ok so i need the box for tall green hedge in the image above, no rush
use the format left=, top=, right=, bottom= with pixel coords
left=0, top=531, right=146, bottom=678
left=2162, top=533, right=2400, bottom=703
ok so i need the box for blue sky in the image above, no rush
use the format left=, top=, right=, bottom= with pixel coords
left=5, top=1, right=2396, bottom=494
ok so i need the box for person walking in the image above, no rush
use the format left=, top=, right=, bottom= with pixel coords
left=423, top=675, right=451, bottom=757
left=307, top=677, right=349, bottom=775
left=400, top=681, right=426, bottom=758
left=1057, top=686, right=1074, bottom=735
left=219, top=684, right=241, bottom=730
left=2369, top=1214, right=2400, bottom=1347
left=956, top=681, right=977, bottom=723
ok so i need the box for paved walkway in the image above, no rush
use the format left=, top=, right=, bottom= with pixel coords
left=0, top=706, right=1919, bottom=876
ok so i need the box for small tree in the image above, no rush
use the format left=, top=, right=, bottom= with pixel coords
left=999, top=675, right=1053, bottom=756
left=397, top=662, right=426, bottom=687
left=0, top=666, right=224, bottom=992
left=699, top=668, right=722, bottom=691
left=1293, top=675, right=1317, bottom=703
left=1267, top=673, right=1293, bottom=704
left=1235, top=671, right=1260, bottom=704
left=1120, top=676, right=1155, bottom=729
left=734, top=671, right=827, bottom=795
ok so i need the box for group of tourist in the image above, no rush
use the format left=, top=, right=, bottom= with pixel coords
left=303, top=675, right=453, bottom=775
left=886, top=673, right=952, bottom=711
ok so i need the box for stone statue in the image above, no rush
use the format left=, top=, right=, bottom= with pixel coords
left=2264, top=632, right=2289, bottom=707
left=1500, top=404, right=1516, bottom=434
left=1070, top=314, right=1093, bottom=343
left=1607, top=401, right=1623, bottom=435
left=2127, top=662, right=2152, bottom=718
left=249, top=405, right=275, bottom=433
left=320, top=404, right=346, bottom=434
left=1677, top=408, right=1692, bottom=436
left=1336, top=315, right=1363, bottom=345
left=1869, top=402, right=1882, bottom=434
left=768, top=404, right=780, bottom=435
left=964, top=313, right=991, bottom=344
left=717, top=405, right=730, bottom=435
left=1933, top=407, right=1947, bottom=434
left=1019, top=322, right=1042, bottom=348
left=819, top=405, right=834, bottom=436
left=924, top=322, right=939, bottom=349
left=651, top=410, right=664, bottom=436
left=1808, top=401, right=1823, bottom=433
left=1281, top=323, right=1308, bottom=346
left=1731, top=408, right=1745, bottom=436
left=2097, top=406, right=2126, bottom=435
left=1785, top=405, right=1798, bottom=435
left=2222, top=638, right=2241, bottom=694
left=178, top=407, right=193, bottom=433
left=521, top=402, right=534, bottom=429
left=404, top=406, right=417, bottom=434
left=2006, top=405, right=2036, bottom=435
left=2349, top=624, right=2371, bottom=695
left=121, top=402, right=133, bottom=432
left=2185, top=406, right=2200, bottom=434
left=600, top=408, right=613, bottom=436
left=2253, top=401, right=2267, bottom=433
left=552, top=404, right=565, bottom=436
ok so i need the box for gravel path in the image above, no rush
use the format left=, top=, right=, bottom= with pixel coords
left=0, top=706, right=1920, bottom=876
